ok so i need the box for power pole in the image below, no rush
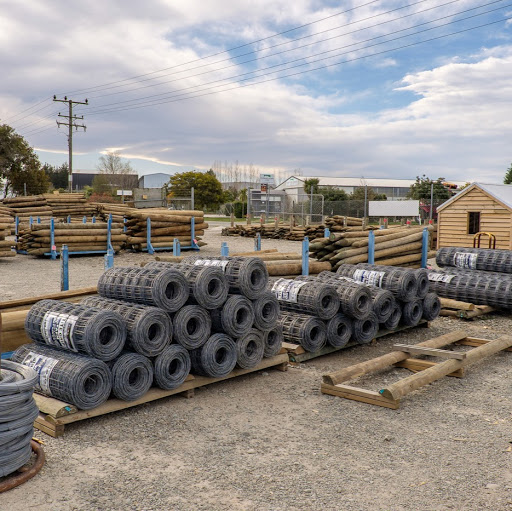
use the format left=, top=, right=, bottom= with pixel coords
left=53, top=96, right=88, bottom=192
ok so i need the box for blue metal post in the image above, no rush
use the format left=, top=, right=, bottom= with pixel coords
left=37, top=217, right=41, bottom=224
left=421, top=227, right=429, bottom=268
left=67, top=215, right=71, bottom=224
left=83, top=216, right=87, bottom=224
left=60, top=244, right=69, bottom=291
left=368, top=230, right=375, bottom=264
left=92, top=216, right=96, bottom=224
left=50, top=218, right=57, bottom=260
left=324, top=227, right=330, bottom=238
left=104, top=248, right=114, bottom=270
left=173, top=238, right=181, bottom=256
left=15, top=216, right=19, bottom=237
left=221, top=242, right=229, bottom=256
left=123, top=218, right=127, bottom=233
left=146, top=217, right=154, bottom=255
left=302, top=236, right=309, bottom=276
left=190, top=216, right=199, bottom=249
left=254, top=233, right=261, bottom=252
left=107, top=214, right=113, bottom=252
left=29, top=216, right=33, bottom=228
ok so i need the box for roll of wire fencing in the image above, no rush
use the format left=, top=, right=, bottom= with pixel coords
left=336, top=264, right=419, bottom=302
left=153, top=345, right=191, bottom=390
left=351, top=311, right=379, bottom=345
left=400, top=298, right=424, bottom=327
left=325, top=313, right=353, bottom=348
left=367, top=287, right=396, bottom=323
left=182, top=256, right=269, bottom=299
left=171, top=305, right=211, bottom=349
left=297, top=273, right=372, bottom=320
left=82, top=297, right=172, bottom=357
left=263, top=325, right=284, bottom=358
left=12, top=344, right=112, bottom=410
left=98, top=267, right=189, bottom=312
left=210, top=295, right=255, bottom=338
left=252, top=292, right=280, bottom=331
left=189, top=333, right=237, bottom=378
left=436, top=247, right=512, bottom=273
left=383, top=303, right=402, bottom=330
left=145, top=262, right=228, bottom=310
left=108, top=353, right=153, bottom=401
left=422, top=292, right=441, bottom=321
left=0, top=361, right=39, bottom=478
left=25, top=299, right=126, bottom=361
left=268, top=278, right=339, bottom=320
left=414, top=269, right=430, bottom=299
left=278, top=312, right=327, bottom=352
left=236, top=329, right=265, bottom=369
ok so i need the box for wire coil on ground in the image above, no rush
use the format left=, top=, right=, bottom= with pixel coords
left=382, top=303, right=402, bottom=330
left=422, top=292, right=441, bottom=321
left=189, top=333, right=237, bottom=378
left=98, top=266, right=189, bottom=312
left=252, top=292, right=280, bottom=331
left=263, top=325, right=284, bottom=358
left=12, top=344, right=112, bottom=410
left=400, top=298, right=424, bottom=327
left=236, top=329, right=265, bottom=369
left=414, top=269, right=430, bottom=299
left=211, top=295, right=255, bottom=338
left=436, top=247, right=512, bottom=273
left=109, top=352, right=154, bottom=401
left=153, top=344, right=191, bottom=390
left=82, top=296, right=172, bottom=357
left=326, top=313, right=353, bottom=348
left=172, top=305, right=211, bottom=349
left=352, top=311, right=379, bottom=345
left=25, top=299, right=126, bottom=361
left=368, top=287, right=396, bottom=323
left=278, top=312, right=327, bottom=352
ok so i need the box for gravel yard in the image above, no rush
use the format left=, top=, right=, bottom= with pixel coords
left=2, top=223, right=512, bottom=510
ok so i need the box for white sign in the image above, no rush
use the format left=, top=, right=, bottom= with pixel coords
left=369, top=200, right=420, bottom=217
left=117, top=190, right=133, bottom=196
left=260, top=173, right=275, bottom=185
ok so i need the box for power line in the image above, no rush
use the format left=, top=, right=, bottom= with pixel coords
left=1, top=97, right=53, bottom=124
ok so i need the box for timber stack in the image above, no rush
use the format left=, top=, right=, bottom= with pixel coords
left=16, top=221, right=127, bottom=255
left=0, top=205, right=15, bottom=234
left=0, top=215, right=15, bottom=258
left=325, top=215, right=364, bottom=230
left=95, top=203, right=132, bottom=223
left=309, top=225, right=437, bottom=270
left=125, top=209, right=208, bottom=250
left=43, top=192, right=95, bottom=219
left=222, top=222, right=326, bottom=240
left=1, top=195, right=53, bottom=224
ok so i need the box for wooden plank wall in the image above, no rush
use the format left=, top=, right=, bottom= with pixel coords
left=438, top=187, right=512, bottom=249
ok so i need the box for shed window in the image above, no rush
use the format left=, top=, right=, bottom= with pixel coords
left=467, top=212, right=480, bottom=234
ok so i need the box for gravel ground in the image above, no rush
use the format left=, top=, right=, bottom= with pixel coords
left=1, top=223, right=512, bottom=510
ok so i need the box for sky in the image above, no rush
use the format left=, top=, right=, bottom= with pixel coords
left=1, top=0, right=511, bottom=185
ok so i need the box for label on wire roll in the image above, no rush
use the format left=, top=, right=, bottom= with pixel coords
left=193, top=259, right=229, bottom=271
left=454, top=252, right=478, bottom=269
left=271, top=278, right=307, bottom=302
left=41, top=311, right=79, bottom=351
left=428, top=272, right=455, bottom=283
left=352, top=269, right=386, bottom=287
left=21, top=352, right=59, bottom=395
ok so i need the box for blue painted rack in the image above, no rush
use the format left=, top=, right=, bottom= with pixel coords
left=142, top=216, right=201, bottom=255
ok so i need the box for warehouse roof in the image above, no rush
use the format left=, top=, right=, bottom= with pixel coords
left=437, top=182, right=512, bottom=212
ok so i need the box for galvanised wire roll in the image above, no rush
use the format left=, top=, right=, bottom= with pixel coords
left=252, top=292, right=280, bottom=331
left=145, top=262, right=228, bottom=310
left=189, top=333, right=237, bottom=378
left=383, top=303, right=402, bottom=330
left=300, top=273, right=372, bottom=320
left=0, top=361, right=39, bottom=478
left=400, top=298, right=424, bottom=327
left=82, top=296, right=172, bottom=357
left=12, top=344, right=112, bottom=410
left=368, top=287, right=396, bottom=323
left=236, top=329, right=265, bottom=369
left=278, top=312, right=327, bottom=352
left=182, top=256, right=269, bottom=298
left=414, top=269, right=430, bottom=299
left=337, top=263, right=418, bottom=302
left=108, top=352, right=154, bottom=401
left=211, top=295, right=255, bottom=338
left=98, top=266, right=189, bottom=312
left=153, top=344, right=191, bottom=390
left=326, top=313, right=353, bottom=348
left=172, top=305, right=211, bottom=349
left=422, top=292, right=441, bottom=321
left=436, top=247, right=512, bottom=273
left=269, top=278, right=340, bottom=320
left=25, top=299, right=126, bottom=361
left=263, top=325, right=284, bottom=358
left=351, top=311, right=379, bottom=345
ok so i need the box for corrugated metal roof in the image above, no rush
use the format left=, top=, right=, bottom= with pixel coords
left=438, top=182, right=512, bottom=212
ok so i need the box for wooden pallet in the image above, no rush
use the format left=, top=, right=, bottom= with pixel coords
left=439, top=298, right=495, bottom=320
left=321, top=332, right=512, bottom=409
left=283, top=320, right=430, bottom=364
left=33, top=354, right=289, bottom=437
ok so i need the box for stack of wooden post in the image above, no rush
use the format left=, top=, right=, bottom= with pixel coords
left=0, top=211, right=15, bottom=258
left=325, top=216, right=363, bottom=231
left=95, top=203, right=132, bottom=223
left=222, top=223, right=326, bottom=240
left=0, top=205, right=14, bottom=235
left=1, top=196, right=53, bottom=223
left=125, top=209, right=208, bottom=250
left=310, top=225, right=436, bottom=270
left=16, top=222, right=127, bottom=255
left=43, top=193, right=96, bottom=219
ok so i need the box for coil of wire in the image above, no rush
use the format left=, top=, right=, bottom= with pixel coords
left=422, top=292, right=441, bottom=321
left=25, top=299, right=126, bottom=361
left=252, top=292, right=280, bottom=331
left=189, top=333, right=237, bottom=378
left=436, top=247, right=512, bottom=273
left=236, top=329, right=265, bottom=369
left=172, top=305, right=211, bottom=349
left=400, top=298, right=424, bottom=327
left=263, top=325, right=284, bottom=358
left=211, top=295, right=255, bottom=338
left=12, top=344, right=112, bottom=410
left=325, top=313, right=353, bottom=348
left=82, top=296, right=172, bottom=357
left=351, top=311, right=379, bottom=344
left=278, top=312, right=327, bottom=352
left=109, top=353, right=154, bottom=401
left=0, top=361, right=39, bottom=478
left=382, top=303, right=402, bottom=330
left=153, top=344, right=191, bottom=390
left=98, top=266, right=189, bottom=312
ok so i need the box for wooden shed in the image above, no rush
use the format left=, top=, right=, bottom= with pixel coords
left=437, top=183, right=512, bottom=249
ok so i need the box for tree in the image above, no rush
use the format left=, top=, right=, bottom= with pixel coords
left=166, top=170, right=224, bottom=211
left=504, top=164, right=512, bottom=184
left=303, top=178, right=319, bottom=195
left=96, top=151, right=135, bottom=190
left=350, top=187, right=387, bottom=201
left=0, top=124, right=49, bottom=195
left=407, top=175, right=451, bottom=201
left=43, top=162, right=69, bottom=190
left=320, top=187, right=349, bottom=202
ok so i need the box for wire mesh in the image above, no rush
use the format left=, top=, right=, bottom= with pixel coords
left=351, top=312, right=379, bottom=345
left=171, top=305, right=211, bottom=349
left=436, top=247, right=512, bottom=273
left=414, top=269, right=430, bottom=299
left=278, top=312, right=327, bottom=352
left=109, top=352, right=153, bottom=401
left=25, top=299, right=126, bottom=361
left=263, top=325, right=284, bottom=358
left=422, top=292, right=441, bottom=321
left=325, top=313, right=353, bottom=349
left=153, top=344, right=191, bottom=390
left=400, top=298, right=424, bottom=327
left=82, top=296, right=172, bottom=357
left=12, top=343, right=112, bottom=410
left=382, top=303, right=402, bottom=330
left=252, top=292, right=280, bottom=331
left=98, top=266, right=189, bottom=312
left=189, top=333, right=237, bottom=378
left=235, top=329, right=265, bottom=369
left=211, top=295, right=255, bottom=338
